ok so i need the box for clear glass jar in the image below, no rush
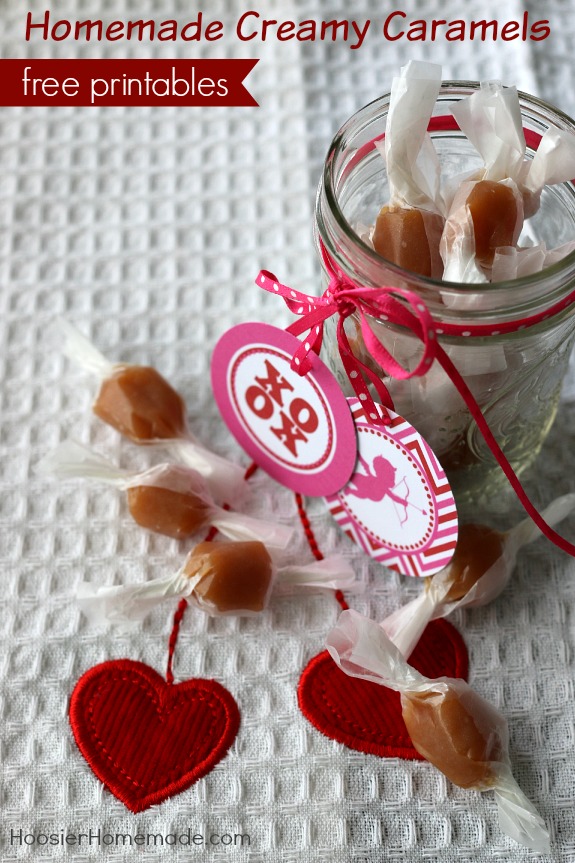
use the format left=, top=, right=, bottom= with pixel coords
left=315, top=83, right=575, bottom=518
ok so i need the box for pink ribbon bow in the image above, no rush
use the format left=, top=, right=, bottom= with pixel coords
left=257, top=250, right=438, bottom=425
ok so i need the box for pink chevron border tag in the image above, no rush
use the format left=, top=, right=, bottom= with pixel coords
left=325, top=398, right=458, bottom=577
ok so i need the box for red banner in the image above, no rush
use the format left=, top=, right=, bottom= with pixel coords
left=0, top=59, right=259, bottom=106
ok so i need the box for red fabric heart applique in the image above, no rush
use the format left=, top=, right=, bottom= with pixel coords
left=69, top=659, right=240, bottom=812
left=298, top=618, right=468, bottom=760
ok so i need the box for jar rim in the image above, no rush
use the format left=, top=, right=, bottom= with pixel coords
left=320, top=80, right=575, bottom=300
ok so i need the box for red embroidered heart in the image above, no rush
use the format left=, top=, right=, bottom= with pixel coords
left=69, top=659, right=240, bottom=812
left=298, top=618, right=468, bottom=760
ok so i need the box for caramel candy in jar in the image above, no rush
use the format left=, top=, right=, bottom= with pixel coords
left=465, top=180, right=522, bottom=267
left=372, top=206, right=444, bottom=278
left=401, top=683, right=505, bottom=789
left=93, top=365, right=188, bottom=442
left=186, top=541, right=273, bottom=614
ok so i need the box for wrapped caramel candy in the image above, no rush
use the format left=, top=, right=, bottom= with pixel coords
left=57, top=319, right=245, bottom=502
left=441, top=81, right=575, bottom=284
left=371, top=60, right=445, bottom=278
left=77, top=540, right=356, bottom=623
left=382, top=492, right=575, bottom=658
left=442, top=177, right=523, bottom=282
left=38, top=440, right=292, bottom=548
left=326, top=609, right=550, bottom=852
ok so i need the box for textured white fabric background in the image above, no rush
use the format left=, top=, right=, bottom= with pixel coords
left=1, top=1, right=575, bottom=861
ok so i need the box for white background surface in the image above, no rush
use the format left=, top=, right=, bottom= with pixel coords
left=2, top=1, right=575, bottom=860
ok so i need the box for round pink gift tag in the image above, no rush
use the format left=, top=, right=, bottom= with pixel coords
left=211, top=323, right=357, bottom=496
left=326, top=399, right=458, bottom=577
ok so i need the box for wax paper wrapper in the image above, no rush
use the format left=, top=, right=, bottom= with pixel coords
left=326, top=609, right=551, bottom=853
left=378, top=60, right=444, bottom=215
left=77, top=541, right=356, bottom=624
left=56, top=318, right=245, bottom=502
left=491, top=240, right=575, bottom=281
left=520, top=125, right=575, bottom=215
left=382, top=492, right=575, bottom=658
left=38, top=440, right=292, bottom=548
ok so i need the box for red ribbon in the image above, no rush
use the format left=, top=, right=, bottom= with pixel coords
left=256, top=259, right=575, bottom=558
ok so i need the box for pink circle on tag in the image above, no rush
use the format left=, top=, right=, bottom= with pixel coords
left=211, top=323, right=357, bottom=496
left=326, top=399, right=458, bottom=577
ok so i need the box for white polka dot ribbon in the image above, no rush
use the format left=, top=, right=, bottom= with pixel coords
left=256, top=265, right=437, bottom=426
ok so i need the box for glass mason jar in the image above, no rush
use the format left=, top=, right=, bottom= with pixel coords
left=315, top=83, right=575, bottom=519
